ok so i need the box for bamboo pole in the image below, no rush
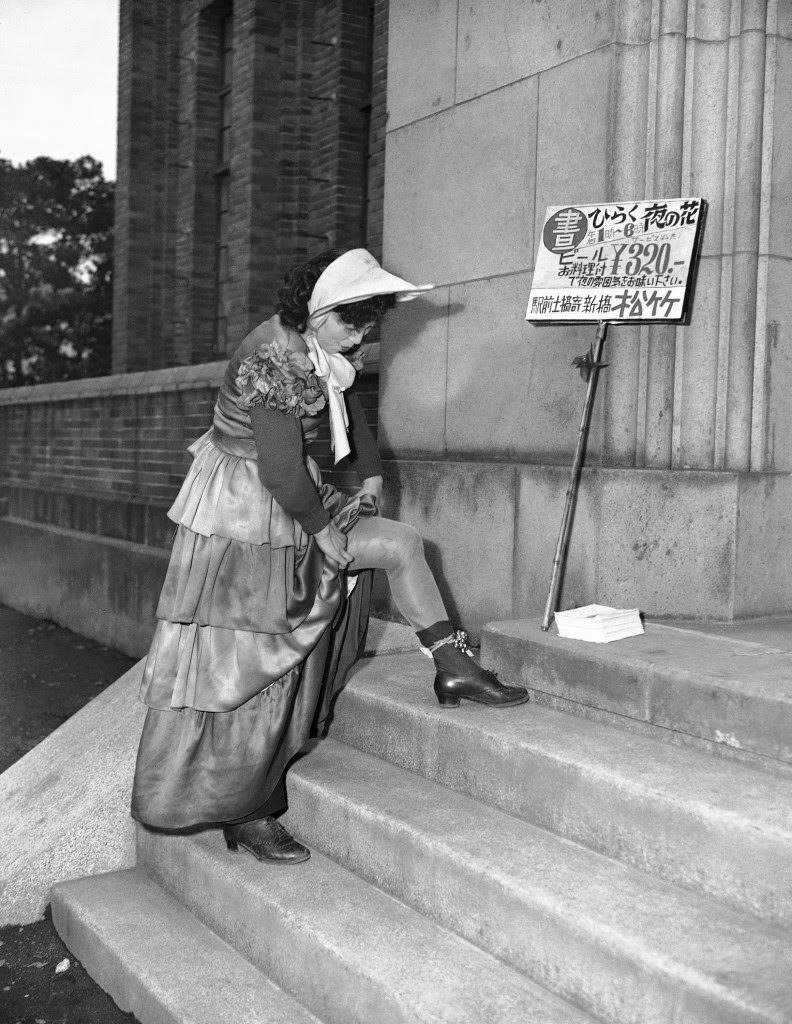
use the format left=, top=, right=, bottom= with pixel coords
left=541, top=320, right=609, bottom=631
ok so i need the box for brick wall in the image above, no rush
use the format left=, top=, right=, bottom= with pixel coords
left=0, top=356, right=380, bottom=550
left=113, top=0, right=388, bottom=370
left=3, top=0, right=390, bottom=640
left=0, top=0, right=389, bottom=644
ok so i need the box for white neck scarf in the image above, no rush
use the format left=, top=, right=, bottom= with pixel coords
left=304, top=331, right=356, bottom=464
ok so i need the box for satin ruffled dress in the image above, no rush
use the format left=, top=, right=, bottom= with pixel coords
left=131, top=321, right=373, bottom=829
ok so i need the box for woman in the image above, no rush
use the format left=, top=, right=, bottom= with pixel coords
left=131, top=248, right=528, bottom=865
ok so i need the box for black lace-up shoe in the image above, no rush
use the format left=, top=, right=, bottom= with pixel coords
left=223, top=817, right=310, bottom=864
left=428, top=630, right=530, bottom=708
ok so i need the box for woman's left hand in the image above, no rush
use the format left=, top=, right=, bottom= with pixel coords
left=358, top=475, right=383, bottom=512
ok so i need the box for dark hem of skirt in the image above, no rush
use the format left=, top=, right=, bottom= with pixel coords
left=130, top=570, right=372, bottom=830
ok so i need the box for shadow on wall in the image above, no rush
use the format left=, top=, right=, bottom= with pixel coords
left=386, top=295, right=466, bottom=356
left=370, top=293, right=467, bottom=626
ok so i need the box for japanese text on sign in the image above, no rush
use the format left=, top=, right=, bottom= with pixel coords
left=527, top=198, right=705, bottom=324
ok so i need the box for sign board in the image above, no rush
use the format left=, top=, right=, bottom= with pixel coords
left=526, top=197, right=706, bottom=324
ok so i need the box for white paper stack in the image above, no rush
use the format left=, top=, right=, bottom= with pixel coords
left=554, top=604, right=644, bottom=643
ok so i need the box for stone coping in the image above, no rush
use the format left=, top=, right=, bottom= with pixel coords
left=0, top=342, right=380, bottom=406
left=0, top=362, right=228, bottom=406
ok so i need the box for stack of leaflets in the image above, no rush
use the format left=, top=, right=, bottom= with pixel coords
left=554, top=604, right=644, bottom=643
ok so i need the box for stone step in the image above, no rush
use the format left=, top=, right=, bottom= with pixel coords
left=135, top=825, right=598, bottom=1024
left=50, top=867, right=322, bottom=1024
left=284, top=739, right=792, bottom=1024
left=329, top=652, right=792, bottom=926
left=481, top=619, right=792, bottom=772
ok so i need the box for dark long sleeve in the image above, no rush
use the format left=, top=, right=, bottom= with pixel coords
left=249, top=405, right=331, bottom=535
left=341, top=386, right=383, bottom=480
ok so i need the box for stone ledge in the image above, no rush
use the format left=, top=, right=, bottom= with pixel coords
left=0, top=341, right=380, bottom=407
left=1, top=662, right=145, bottom=925
left=0, top=362, right=228, bottom=406
left=0, top=518, right=169, bottom=658
left=482, top=618, right=792, bottom=772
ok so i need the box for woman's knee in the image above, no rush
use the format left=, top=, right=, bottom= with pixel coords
left=347, top=517, right=426, bottom=573
left=387, top=521, right=424, bottom=570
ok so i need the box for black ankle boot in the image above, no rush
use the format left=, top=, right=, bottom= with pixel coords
left=223, top=817, right=310, bottom=864
left=423, top=628, right=530, bottom=709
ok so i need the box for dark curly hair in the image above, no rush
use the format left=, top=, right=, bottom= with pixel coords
left=276, top=248, right=396, bottom=333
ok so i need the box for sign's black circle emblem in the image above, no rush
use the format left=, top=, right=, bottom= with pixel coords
left=542, top=207, right=588, bottom=253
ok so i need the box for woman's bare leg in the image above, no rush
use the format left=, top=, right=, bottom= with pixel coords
left=346, top=514, right=529, bottom=708
left=345, top=515, right=446, bottom=630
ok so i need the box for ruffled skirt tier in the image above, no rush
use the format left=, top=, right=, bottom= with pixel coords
left=131, top=430, right=372, bottom=829
left=168, top=429, right=306, bottom=546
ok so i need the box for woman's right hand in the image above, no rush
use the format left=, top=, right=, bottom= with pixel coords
left=314, top=520, right=353, bottom=569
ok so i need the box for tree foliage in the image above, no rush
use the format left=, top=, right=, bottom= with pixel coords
left=0, top=155, right=114, bottom=387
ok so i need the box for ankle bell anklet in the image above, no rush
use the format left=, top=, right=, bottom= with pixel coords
left=420, top=627, right=529, bottom=708
left=420, top=629, right=475, bottom=659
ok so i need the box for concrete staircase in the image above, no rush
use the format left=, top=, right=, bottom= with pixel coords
left=51, top=621, right=792, bottom=1024
left=482, top=619, right=792, bottom=774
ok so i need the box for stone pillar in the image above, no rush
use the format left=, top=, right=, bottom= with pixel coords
left=604, top=0, right=788, bottom=476
left=756, top=2, right=792, bottom=470
left=308, top=0, right=374, bottom=251
left=380, top=0, right=792, bottom=627
left=277, top=0, right=315, bottom=266
left=605, top=0, right=694, bottom=470
left=366, top=0, right=390, bottom=262
left=114, top=0, right=382, bottom=365
left=226, top=0, right=374, bottom=347
left=171, top=2, right=225, bottom=366
left=224, top=0, right=284, bottom=346
left=113, top=0, right=180, bottom=372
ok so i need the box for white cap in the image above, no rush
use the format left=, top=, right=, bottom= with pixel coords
left=308, top=248, right=433, bottom=321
